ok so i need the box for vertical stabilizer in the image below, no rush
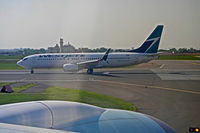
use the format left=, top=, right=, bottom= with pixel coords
left=130, top=25, right=164, bottom=53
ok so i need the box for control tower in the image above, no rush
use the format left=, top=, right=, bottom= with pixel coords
left=60, top=38, right=64, bottom=53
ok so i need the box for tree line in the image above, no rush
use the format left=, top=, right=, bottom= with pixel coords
left=1, top=47, right=200, bottom=56
left=159, top=48, right=200, bottom=53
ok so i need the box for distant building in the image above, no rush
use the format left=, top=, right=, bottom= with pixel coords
left=61, top=42, right=76, bottom=53
left=47, top=44, right=60, bottom=53
left=60, top=38, right=64, bottom=53
left=47, top=38, right=76, bottom=53
left=59, top=38, right=75, bottom=53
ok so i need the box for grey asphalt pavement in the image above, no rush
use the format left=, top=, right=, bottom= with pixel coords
left=0, top=60, right=200, bottom=133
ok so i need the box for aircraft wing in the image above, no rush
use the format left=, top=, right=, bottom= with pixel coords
left=77, top=48, right=111, bottom=69
left=0, top=101, right=176, bottom=133
left=0, top=122, right=76, bottom=133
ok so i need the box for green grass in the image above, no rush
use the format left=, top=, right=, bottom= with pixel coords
left=159, top=55, right=200, bottom=60
left=0, top=61, right=24, bottom=70
left=13, top=83, right=36, bottom=93
left=0, top=82, right=11, bottom=86
left=43, top=87, right=136, bottom=111
left=0, top=55, right=24, bottom=59
left=0, top=86, right=136, bottom=111
left=0, top=94, right=45, bottom=105
left=0, top=55, right=24, bottom=70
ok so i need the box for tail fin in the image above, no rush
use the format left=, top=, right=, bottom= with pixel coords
left=129, top=25, right=164, bottom=53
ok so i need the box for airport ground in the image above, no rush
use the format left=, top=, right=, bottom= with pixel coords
left=0, top=60, right=200, bottom=133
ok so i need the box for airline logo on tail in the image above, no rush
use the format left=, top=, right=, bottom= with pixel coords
left=130, top=25, right=164, bottom=53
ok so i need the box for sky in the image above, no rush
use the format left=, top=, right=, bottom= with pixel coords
left=0, top=0, right=199, bottom=50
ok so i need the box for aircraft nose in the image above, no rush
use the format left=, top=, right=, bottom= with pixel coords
left=17, top=60, right=23, bottom=66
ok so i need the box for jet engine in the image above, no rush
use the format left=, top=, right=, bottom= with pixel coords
left=63, top=64, right=78, bottom=72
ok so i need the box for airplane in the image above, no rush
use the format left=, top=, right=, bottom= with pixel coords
left=0, top=101, right=176, bottom=133
left=17, top=25, right=164, bottom=74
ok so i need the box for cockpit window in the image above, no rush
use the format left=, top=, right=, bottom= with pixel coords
left=22, top=58, right=28, bottom=61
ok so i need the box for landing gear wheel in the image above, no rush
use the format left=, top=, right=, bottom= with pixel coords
left=31, top=69, right=34, bottom=74
left=87, top=68, right=93, bottom=74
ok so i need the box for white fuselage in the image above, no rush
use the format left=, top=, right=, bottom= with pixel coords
left=17, top=52, right=158, bottom=70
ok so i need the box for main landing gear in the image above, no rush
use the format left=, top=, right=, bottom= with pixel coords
left=87, top=68, right=93, bottom=74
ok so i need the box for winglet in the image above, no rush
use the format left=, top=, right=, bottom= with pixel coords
left=101, top=48, right=111, bottom=61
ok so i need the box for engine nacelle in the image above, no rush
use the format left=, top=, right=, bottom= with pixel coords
left=0, top=101, right=177, bottom=133
left=63, top=64, right=78, bottom=72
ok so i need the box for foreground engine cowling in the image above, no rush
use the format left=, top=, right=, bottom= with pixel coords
left=63, top=64, right=79, bottom=72
left=0, top=101, right=176, bottom=133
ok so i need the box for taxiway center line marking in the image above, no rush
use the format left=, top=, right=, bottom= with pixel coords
left=98, top=80, right=200, bottom=95
left=159, top=64, right=165, bottom=69
left=189, top=62, right=200, bottom=66
left=184, top=60, right=200, bottom=66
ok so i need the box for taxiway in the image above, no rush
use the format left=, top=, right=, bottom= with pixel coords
left=0, top=60, right=200, bottom=133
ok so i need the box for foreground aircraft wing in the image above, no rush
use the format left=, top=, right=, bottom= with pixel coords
left=0, top=101, right=176, bottom=133
left=77, top=48, right=111, bottom=69
left=0, top=123, right=75, bottom=133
